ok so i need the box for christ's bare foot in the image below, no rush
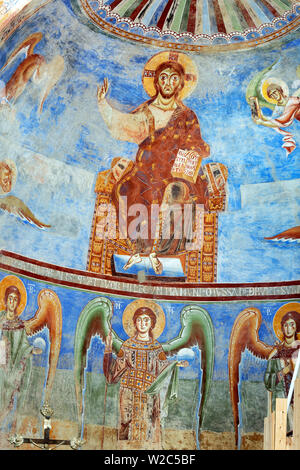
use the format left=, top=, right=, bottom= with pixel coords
left=149, top=252, right=163, bottom=275
left=123, top=253, right=142, bottom=270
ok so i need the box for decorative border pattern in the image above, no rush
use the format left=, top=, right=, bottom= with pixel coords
left=80, top=0, right=300, bottom=51
left=1, top=250, right=299, bottom=301
left=0, top=0, right=51, bottom=45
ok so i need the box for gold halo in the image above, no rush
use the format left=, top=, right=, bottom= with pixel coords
left=122, top=299, right=165, bottom=340
left=142, top=51, right=198, bottom=100
left=0, top=159, right=17, bottom=195
left=273, top=302, right=300, bottom=341
left=261, top=77, right=289, bottom=105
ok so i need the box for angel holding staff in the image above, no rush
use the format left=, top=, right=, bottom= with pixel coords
left=103, top=302, right=188, bottom=449
left=73, top=297, right=215, bottom=450
left=0, top=275, right=62, bottom=437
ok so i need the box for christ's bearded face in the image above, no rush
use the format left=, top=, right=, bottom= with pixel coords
left=157, top=67, right=181, bottom=99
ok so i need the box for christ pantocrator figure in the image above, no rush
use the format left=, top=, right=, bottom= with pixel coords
left=97, top=51, right=210, bottom=274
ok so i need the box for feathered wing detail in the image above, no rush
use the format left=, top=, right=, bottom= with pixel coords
left=35, top=55, right=65, bottom=113
left=246, top=61, right=278, bottom=111
left=162, top=305, right=215, bottom=432
left=1, top=31, right=64, bottom=113
left=264, top=226, right=300, bottom=242
left=24, top=289, right=62, bottom=403
left=5, top=54, right=46, bottom=104
left=0, top=32, right=43, bottom=73
left=73, top=297, right=123, bottom=436
left=228, top=307, right=273, bottom=447
left=0, top=195, right=51, bottom=229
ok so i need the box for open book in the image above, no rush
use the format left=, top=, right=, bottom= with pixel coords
left=249, top=96, right=263, bottom=120
left=171, top=149, right=202, bottom=183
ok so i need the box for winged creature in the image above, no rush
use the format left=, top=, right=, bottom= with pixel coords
left=228, top=308, right=274, bottom=448
left=73, top=297, right=215, bottom=447
left=264, top=226, right=300, bottom=243
left=246, top=61, right=300, bottom=155
left=0, top=194, right=51, bottom=229
left=0, top=275, right=62, bottom=431
left=0, top=159, right=51, bottom=229
left=227, top=304, right=300, bottom=449
left=0, top=32, right=64, bottom=113
left=24, top=288, right=63, bottom=404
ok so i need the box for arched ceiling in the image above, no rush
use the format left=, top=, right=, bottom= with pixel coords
left=1, top=0, right=300, bottom=50
left=78, top=0, right=300, bottom=50
left=0, top=0, right=50, bottom=44
left=0, top=0, right=33, bottom=27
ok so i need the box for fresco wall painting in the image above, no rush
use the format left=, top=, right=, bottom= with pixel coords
left=0, top=0, right=299, bottom=452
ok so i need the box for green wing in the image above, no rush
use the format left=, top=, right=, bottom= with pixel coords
left=246, top=61, right=278, bottom=111
left=162, top=305, right=215, bottom=432
left=73, top=297, right=122, bottom=436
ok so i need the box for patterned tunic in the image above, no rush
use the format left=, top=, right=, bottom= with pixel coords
left=103, top=336, right=169, bottom=446
left=265, top=343, right=300, bottom=406
left=0, top=312, right=33, bottom=424
left=110, top=101, right=210, bottom=254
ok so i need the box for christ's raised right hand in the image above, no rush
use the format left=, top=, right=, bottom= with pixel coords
left=97, top=77, right=109, bottom=102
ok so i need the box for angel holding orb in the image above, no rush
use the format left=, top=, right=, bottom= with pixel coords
left=74, top=297, right=215, bottom=449
left=0, top=275, right=62, bottom=436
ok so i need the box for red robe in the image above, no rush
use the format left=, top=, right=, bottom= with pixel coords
left=112, top=101, right=210, bottom=254
left=273, top=96, right=300, bottom=155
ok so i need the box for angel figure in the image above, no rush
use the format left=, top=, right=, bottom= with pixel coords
left=0, top=159, right=51, bottom=229
left=0, top=275, right=62, bottom=436
left=246, top=62, right=300, bottom=155
left=74, top=297, right=215, bottom=450
left=228, top=302, right=300, bottom=448
left=0, top=32, right=64, bottom=113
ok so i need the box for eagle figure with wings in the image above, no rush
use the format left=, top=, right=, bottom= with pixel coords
left=73, top=297, right=215, bottom=449
left=246, top=62, right=300, bottom=155
left=228, top=302, right=300, bottom=449
left=0, top=32, right=64, bottom=113
left=0, top=159, right=51, bottom=229
left=264, top=226, right=300, bottom=243
left=0, top=275, right=62, bottom=435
